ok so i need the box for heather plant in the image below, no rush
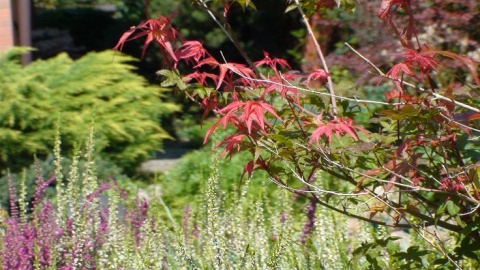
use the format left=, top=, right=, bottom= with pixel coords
left=2, top=131, right=480, bottom=268
left=114, top=0, right=480, bottom=267
left=0, top=129, right=147, bottom=269
left=0, top=130, right=351, bottom=268
left=0, top=154, right=129, bottom=211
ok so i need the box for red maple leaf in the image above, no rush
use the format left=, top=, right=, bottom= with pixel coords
left=200, top=94, right=218, bottom=120
left=261, top=72, right=303, bottom=102
left=203, top=109, right=238, bottom=145
left=386, top=63, right=418, bottom=81
left=309, top=117, right=367, bottom=145
left=114, top=15, right=181, bottom=66
left=196, top=57, right=256, bottom=90
left=183, top=71, right=218, bottom=86
left=222, top=62, right=256, bottom=84
left=239, top=101, right=282, bottom=134
left=254, top=51, right=291, bottom=71
left=174, top=40, right=208, bottom=66
left=241, top=160, right=255, bottom=180
left=306, top=68, right=330, bottom=86
left=203, top=100, right=282, bottom=144
left=386, top=63, right=420, bottom=91
left=400, top=46, right=439, bottom=76
left=218, top=134, right=246, bottom=158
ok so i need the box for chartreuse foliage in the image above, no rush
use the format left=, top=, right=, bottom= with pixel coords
left=0, top=48, right=179, bottom=174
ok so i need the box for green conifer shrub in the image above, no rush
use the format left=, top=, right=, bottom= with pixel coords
left=0, top=48, right=179, bottom=174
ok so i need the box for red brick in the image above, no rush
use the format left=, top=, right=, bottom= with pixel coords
left=0, top=0, right=13, bottom=50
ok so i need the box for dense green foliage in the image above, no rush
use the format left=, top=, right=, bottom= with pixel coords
left=0, top=48, right=178, bottom=174
left=160, top=145, right=270, bottom=210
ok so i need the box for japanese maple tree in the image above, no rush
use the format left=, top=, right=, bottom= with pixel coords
left=116, top=0, right=480, bottom=265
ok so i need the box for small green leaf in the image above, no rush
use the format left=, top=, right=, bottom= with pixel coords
left=234, top=0, right=256, bottom=10
left=254, top=147, right=264, bottom=161
left=446, top=200, right=460, bottom=216
left=436, top=202, right=447, bottom=216
left=269, top=134, right=293, bottom=147
left=455, top=215, right=467, bottom=227
left=285, top=4, right=297, bottom=13
left=157, top=69, right=188, bottom=90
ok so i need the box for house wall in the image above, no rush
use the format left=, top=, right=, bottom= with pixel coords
left=0, top=0, right=14, bottom=51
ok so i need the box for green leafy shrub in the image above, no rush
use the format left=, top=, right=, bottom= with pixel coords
left=160, top=146, right=271, bottom=209
left=0, top=48, right=179, bottom=174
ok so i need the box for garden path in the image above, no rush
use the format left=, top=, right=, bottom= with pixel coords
left=139, top=141, right=196, bottom=173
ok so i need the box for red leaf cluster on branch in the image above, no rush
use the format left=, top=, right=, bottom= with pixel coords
left=114, top=1, right=480, bottom=243
left=309, top=117, right=367, bottom=145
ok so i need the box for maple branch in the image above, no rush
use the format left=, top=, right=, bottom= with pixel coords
left=310, top=195, right=414, bottom=229
left=415, top=228, right=465, bottom=270
left=226, top=65, right=406, bottom=107
left=295, top=142, right=480, bottom=206
left=345, top=42, right=480, bottom=113
left=195, top=0, right=263, bottom=78
left=293, top=0, right=337, bottom=118
left=308, top=191, right=460, bottom=233
left=288, top=186, right=416, bottom=229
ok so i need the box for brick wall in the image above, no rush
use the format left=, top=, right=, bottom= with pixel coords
left=0, top=0, right=14, bottom=51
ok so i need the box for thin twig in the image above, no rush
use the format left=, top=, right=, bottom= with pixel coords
left=195, top=0, right=263, bottom=78
left=294, top=0, right=337, bottom=117
left=224, top=63, right=405, bottom=107
left=345, top=42, right=480, bottom=113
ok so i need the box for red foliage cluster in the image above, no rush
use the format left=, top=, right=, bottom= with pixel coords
left=114, top=0, right=480, bottom=246
left=115, top=15, right=336, bottom=155
left=325, top=1, right=480, bottom=85
left=309, top=117, right=367, bottom=145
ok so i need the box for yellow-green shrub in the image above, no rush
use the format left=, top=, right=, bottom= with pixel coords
left=0, top=48, right=179, bottom=174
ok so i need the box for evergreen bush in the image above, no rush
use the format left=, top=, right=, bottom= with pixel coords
left=0, top=48, right=179, bottom=174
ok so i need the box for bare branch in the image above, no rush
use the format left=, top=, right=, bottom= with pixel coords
left=195, top=0, right=263, bottom=77
left=293, top=0, right=338, bottom=117
left=345, top=42, right=480, bottom=113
